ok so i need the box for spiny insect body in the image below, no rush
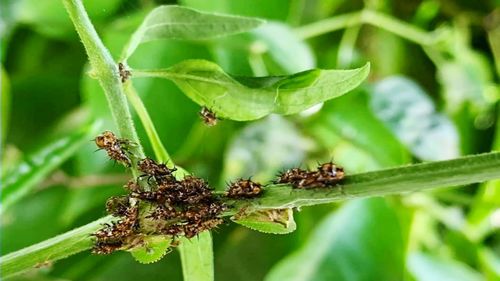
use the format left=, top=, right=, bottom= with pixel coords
left=94, top=131, right=133, bottom=167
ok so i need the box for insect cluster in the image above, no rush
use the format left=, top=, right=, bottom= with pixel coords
left=91, top=131, right=345, bottom=255
left=92, top=132, right=228, bottom=254
left=275, top=162, right=345, bottom=188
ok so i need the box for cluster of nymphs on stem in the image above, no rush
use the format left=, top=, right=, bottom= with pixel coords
left=91, top=131, right=345, bottom=254
left=275, top=162, right=345, bottom=188
left=91, top=131, right=266, bottom=255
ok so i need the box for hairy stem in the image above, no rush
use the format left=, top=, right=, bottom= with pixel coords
left=3, top=151, right=500, bottom=278
left=62, top=0, right=144, bottom=176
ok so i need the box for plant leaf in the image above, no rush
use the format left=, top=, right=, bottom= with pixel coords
left=122, top=5, right=265, bottom=60
left=371, top=76, right=459, bottom=161
left=130, top=235, right=172, bottom=264
left=408, top=252, right=484, bottom=281
left=265, top=198, right=405, bottom=281
left=178, top=231, right=214, bottom=281
left=1, top=120, right=101, bottom=211
left=232, top=208, right=296, bottom=234
left=135, top=60, right=370, bottom=121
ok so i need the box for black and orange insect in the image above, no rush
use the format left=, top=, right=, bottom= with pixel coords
left=95, top=131, right=132, bottom=167
left=226, top=179, right=263, bottom=198
left=199, top=106, right=218, bottom=126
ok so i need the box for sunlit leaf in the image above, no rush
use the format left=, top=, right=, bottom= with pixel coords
left=1, top=121, right=101, bottom=211
left=135, top=60, right=370, bottom=121
left=371, top=76, right=459, bottom=161
left=408, top=252, right=484, bottom=281
left=130, top=235, right=172, bottom=264
left=306, top=90, right=409, bottom=171
left=232, top=208, right=296, bottom=234
left=122, top=5, right=265, bottom=60
left=266, top=198, right=405, bottom=281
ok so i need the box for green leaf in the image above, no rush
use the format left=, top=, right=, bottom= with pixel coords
left=1, top=121, right=101, bottom=211
left=134, top=60, right=370, bottom=121
left=371, top=76, right=459, bottom=161
left=408, top=252, right=484, bottom=281
left=130, top=235, right=172, bottom=264
left=222, top=116, right=307, bottom=184
left=14, top=0, right=122, bottom=38
left=265, top=198, right=405, bottom=281
left=122, top=5, right=265, bottom=60
left=1, top=65, right=10, bottom=144
left=179, top=0, right=291, bottom=21
left=232, top=208, right=296, bottom=234
left=178, top=231, right=214, bottom=281
left=306, top=90, right=409, bottom=171
left=212, top=22, right=315, bottom=74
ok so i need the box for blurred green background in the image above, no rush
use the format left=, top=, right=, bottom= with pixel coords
left=1, top=0, right=500, bottom=280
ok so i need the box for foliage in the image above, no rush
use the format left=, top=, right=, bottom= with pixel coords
left=1, top=0, right=499, bottom=281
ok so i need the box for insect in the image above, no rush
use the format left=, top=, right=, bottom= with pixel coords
left=275, top=168, right=308, bottom=184
left=275, top=162, right=345, bottom=189
left=118, top=62, right=131, bottom=83
left=94, top=131, right=132, bottom=167
left=199, top=106, right=218, bottom=126
left=226, top=179, right=263, bottom=198
left=138, top=158, right=177, bottom=184
left=105, top=196, right=130, bottom=217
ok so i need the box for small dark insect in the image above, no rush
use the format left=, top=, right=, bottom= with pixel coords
left=105, top=196, right=130, bottom=216
left=226, top=179, right=263, bottom=198
left=92, top=240, right=123, bottom=254
left=147, top=205, right=179, bottom=220
left=275, top=168, right=308, bottom=184
left=118, top=62, right=131, bottom=83
left=138, top=158, right=177, bottom=184
left=95, top=131, right=132, bottom=167
left=199, top=106, right=218, bottom=126
left=275, top=162, right=345, bottom=189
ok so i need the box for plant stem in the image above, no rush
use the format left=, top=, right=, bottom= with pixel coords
left=124, top=81, right=214, bottom=281
left=0, top=216, right=114, bottom=279
left=229, top=151, right=500, bottom=213
left=3, top=151, right=500, bottom=278
left=62, top=0, right=144, bottom=176
left=295, top=10, right=441, bottom=46
left=123, top=82, right=172, bottom=165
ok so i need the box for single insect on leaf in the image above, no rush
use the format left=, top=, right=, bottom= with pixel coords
left=134, top=60, right=370, bottom=121
left=232, top=208, right=296, bottom=234
left=122, top=5, right=265, bottom=60
left=130, top=235, right=172, bottom=264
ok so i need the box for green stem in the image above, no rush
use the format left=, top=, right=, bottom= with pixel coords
left=0, top=216, right=114, bottom=279
left=123, top=82, right=172, bottom=165
left=62, top=0, right=144, bottom=176
left=3, top=151, right=500, bottom=278
left=295, top=10, right=441, bottom=46
left=124, top=82, right=213, bottom=281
